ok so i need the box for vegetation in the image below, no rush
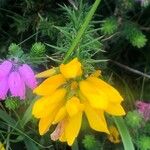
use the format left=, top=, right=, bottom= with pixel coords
left=0, top=0, right=150, bottom=149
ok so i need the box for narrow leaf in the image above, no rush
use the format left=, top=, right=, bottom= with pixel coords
left=113, top=117, right=135, bottom=150
left=24, top=138, right=39, bottom=150
left=20, top=97, right=37, bottom=127
left=0, top=109, right=16, bottom=126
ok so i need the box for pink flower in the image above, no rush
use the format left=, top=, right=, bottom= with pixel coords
left=8, top=71, right=25, bottom=100
left=0, top=77, right=9, bottom=99
left=136, top=101, right=150, bottom=121
left=19, top=64, right=37, bottom=89
left=0, top=61, right=12, bottom=78
left=0, top=60, right=37, bottom=100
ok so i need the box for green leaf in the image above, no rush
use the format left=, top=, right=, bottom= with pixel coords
left=20, top=97, right=37, bottom=127
left=54, top=26, right=72, bottom=40
left=71, top=139, right=79, bottom=150
left=24, top=138, right=39, bottom=150
left=113, top=116, right=135, bottom=150
left=45, top=43, right=66, bottom=52
left=0, top=109, right=16, bottom=126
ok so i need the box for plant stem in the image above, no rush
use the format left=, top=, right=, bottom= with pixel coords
left=63, top=0, right=101, bottom=63
left=140, top=67, right=146, bottom=100
left=71, top=139, right=79, bottom=150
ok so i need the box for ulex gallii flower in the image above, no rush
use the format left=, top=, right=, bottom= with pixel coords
left=32, top=58, right=125, bottom=146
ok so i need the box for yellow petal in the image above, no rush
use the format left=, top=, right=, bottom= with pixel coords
left=59, top=131, right=66, bottom=142
left=33, top=74, right=66, bottom=96
left=87, top=77, right=123, bottom=103
left=79, top=80, right=108, bottom=109
left=39, top=114, right=56, bottom=135
left=0, top=142, right=5, bottom=150
left=53, top=106, right=67, bottom=124
left=84, top=103, right=109, bottom=134
left=108, top=126, right=120, bottom=143
left=65, top=112, right=82, bottom=146
left=66, top=97, right=84, bottom=117
left=60, top=58, right=82, bottom=79
left=36, top=67, right=57, bottom=78
left=32, top=88, right=66, bottom=118
left=90, top=70, right=101, bottom=78
left=106, top=103, right=126, bottom=116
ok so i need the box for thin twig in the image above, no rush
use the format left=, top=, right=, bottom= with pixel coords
left=101, top=32, right=119, bottom=42
left=68, top=0, right=78, bottom=10
left=110, top=60, right=150, bottom=79
left=18, top=31, right=39, bottom=46
left=140, top=27, right=150, bottom=31
left=46, top=55, right=61, bottom=63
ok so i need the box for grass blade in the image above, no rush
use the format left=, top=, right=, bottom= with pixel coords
left=113, top=116, right=135, bottom=150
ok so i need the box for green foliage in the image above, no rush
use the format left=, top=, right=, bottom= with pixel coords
left=59, top=2, right=102, bottom=55
left=143, top=122, right=150, bottom=134
left=6, top=42, right=47, bottom=66
left=125, top=111, right=143, bottom=128
left=101, top=17, right=118, bottom=35
left=9, top=14, right=31, bottom=34
left=5, top=97, right=20, bottom=110
left=37, top=13, right=60, bottom=38
left=137, top=135, right=150, bottom=150
left=123, top=23, right=147, bottom=48
left=30, top=42, right=46, bottom=57
left=141, top=0, right=150, bottom=7
left=46, top=1, right=106, bottom=73
left=0, top=0, right=150, bottom=149
left=113, top=117, right=135, bottom=150
left=121, top=0, right=135, bottom=10
left=8, top=43, right=24, bottom=58
left=82, top=134, right=102, bottom=150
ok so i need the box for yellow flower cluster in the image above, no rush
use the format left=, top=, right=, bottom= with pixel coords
left=32, top=58, right=125, bottom=146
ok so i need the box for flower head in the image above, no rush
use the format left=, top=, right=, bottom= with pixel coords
left=32, top=58, right=125, bottom=146
left=136, top=101, right=150, bottom=121
left=0, top=60, right=37, bottom=100
left=60, top=58, right=82, bottom=79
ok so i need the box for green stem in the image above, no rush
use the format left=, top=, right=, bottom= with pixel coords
left=140, top=67, right=146, bottom=100
left=71, top=139, right=79, bottom=150
left=113, top=117, right=135, bottom=150
left=63, top=0, right=101, bottom=63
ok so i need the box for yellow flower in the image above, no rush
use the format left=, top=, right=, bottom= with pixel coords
left=36, top=67, right=57, bottom=78
left=60, top=58, right=82, bottom=79
left=0, top=142, right=5, bottom=150
left=79, top=77, right=125, bottom=116
left=32, top=57, right=125, bottom=146
left=107, top=126, right=120, bottom=144
left=33, top=74, right=66, bottom=96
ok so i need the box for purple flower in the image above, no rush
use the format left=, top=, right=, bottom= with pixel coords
left=19, top=64, right=37, bottom=89
left=8, top=71, right=25, bottom=100
left=0, top=61, right=12, bottom=78
left=0, top=77, right=9, bottom=99
left=0, top=60, right=37, bottom=100
left=136, top=101, right=150, bottom=121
